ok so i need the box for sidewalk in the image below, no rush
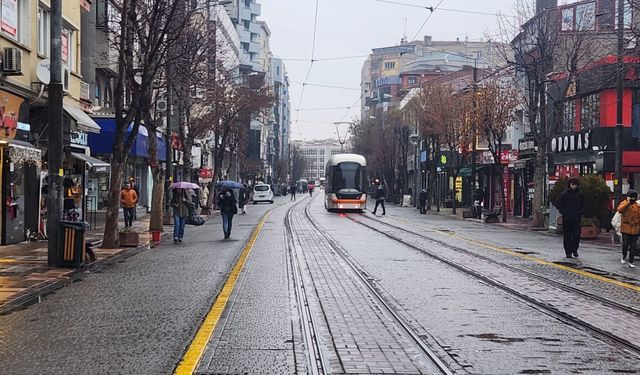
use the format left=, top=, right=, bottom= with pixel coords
left=0, top=209, right=210, bottom=315
left=421, top=205, right=616, bottom=247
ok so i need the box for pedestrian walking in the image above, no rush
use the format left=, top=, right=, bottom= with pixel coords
left=120, top=183, right=138, bottom=228
left=473, top=188, right=484, bottom=219
left=129, top=178, right=140, bottom=220
left=555, top=177, right=584, bottom=258
left=239, top=185, right=247, bottom=214
left=419, top=189, right=428, bottom=214
left=218, top=188, right=238, bottom=239
left=200, top=184, right=209, bottom=210
left=617, top=189, right=640, bottom=268
left=171, top=188, right=191, bottom=243
left=308, top=182, right=315, bottom=197
left=290, top=184, right=297, bottom=201
left=372, top=183, right=387, bottom=215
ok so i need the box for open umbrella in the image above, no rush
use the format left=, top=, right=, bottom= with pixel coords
left=170, top=181, right=200, bottom=190
left=217, top=180, right=243, bottom=189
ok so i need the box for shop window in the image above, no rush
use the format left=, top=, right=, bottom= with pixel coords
left=562, top=100, right=576, bottom=133
left=581, top=94, right=600, bottom=129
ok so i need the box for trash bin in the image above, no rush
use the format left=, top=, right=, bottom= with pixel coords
left=58, top=221, right=89, bottom=267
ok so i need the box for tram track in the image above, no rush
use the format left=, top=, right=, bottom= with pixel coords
left=284, top=197, right=330, bottom=375
left=294, top=196, right=456, bottom=375
left=347, top=212, right=640, bottom=357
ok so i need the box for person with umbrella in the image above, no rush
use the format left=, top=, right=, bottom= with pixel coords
left=171, top=188, right=191, bottom=243
left=217, top=187, right=238, bottom=239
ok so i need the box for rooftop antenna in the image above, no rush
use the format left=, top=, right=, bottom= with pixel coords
left=403, top=17, right=408, bottom=42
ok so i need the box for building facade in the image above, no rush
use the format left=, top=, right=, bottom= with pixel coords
left=293, top=140, right=343, bottom=181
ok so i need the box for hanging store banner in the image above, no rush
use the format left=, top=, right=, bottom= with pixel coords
left=1, top=0, right=17, bottom=38
left=0, top=90, right=23, bottom=139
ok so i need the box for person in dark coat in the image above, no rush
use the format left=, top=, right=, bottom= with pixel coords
left=372, top=183, right=387, bottom=215
left=217, top=188, right=238, bottom=239
left=473, top=188, right=484, bottom=219
left=418, top=189, right=428, bottom=214
left=556, top=177, right=585, bottom=258
left=238, top=186, right=247, bottom=214
left=171, top=188, right=190, bottom=243
left=290, top=184, right=297, bottom=201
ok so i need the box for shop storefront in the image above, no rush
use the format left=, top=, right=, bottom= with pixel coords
left=88, top=117, right=167, bottom=211
left=0, top=90, right=42, bottom=244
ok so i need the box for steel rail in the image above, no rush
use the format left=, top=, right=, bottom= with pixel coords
left=284, top=198, right=330, bottom=374
left=302, top=197, right=456, bottom=375
left=349, top=213, right=640, bottom=356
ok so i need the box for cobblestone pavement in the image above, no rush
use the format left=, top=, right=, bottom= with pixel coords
left=0, top=199, right=278, bottom=375
left=195, top=200, right=300, bottom=374
left=310, top=197, right=640, bottom=374
left=385, top=205, right=639, bottom=283
left=373, top=206, right=640, bottom=313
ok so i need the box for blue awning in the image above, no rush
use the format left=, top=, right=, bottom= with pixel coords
left=88, top=118, right=166, bottom=161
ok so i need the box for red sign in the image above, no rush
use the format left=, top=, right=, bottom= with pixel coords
left=503, top=167, right=512, bottom=215
left=500, top=150, right=519, bottom=164
left=199, top=168, right=213, bottom=179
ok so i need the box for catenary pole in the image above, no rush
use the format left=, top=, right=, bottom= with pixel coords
left=47, top=0, right=63, bottom=265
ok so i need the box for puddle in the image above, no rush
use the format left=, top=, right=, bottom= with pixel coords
left=513, top=250, right=538, bottom=255
left=461, top=333, right=526, bottom=344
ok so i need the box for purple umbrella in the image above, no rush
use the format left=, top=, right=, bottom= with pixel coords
left=170, top=181, right=200, bottom=190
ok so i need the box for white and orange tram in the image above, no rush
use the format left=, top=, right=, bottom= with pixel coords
left=324, top=154, right=367, bottom=212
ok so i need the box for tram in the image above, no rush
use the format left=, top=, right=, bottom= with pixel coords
left=324, top=154, right=367, bottom=212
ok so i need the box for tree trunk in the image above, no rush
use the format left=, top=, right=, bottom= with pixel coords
left=532, top=152, right=546, bottom=227
left=146, top=119, right=164, bottom=232
left=102, top=160, right=125, bottom=248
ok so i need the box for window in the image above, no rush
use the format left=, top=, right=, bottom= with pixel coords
left=37, top=7, right=50, bottom=56
left=276, top=66, right=280, bottom=75
left=575, top=2, right=595, bottom=31
left=243, top=20, right=250, bottom=30
left=408, top=76, right=417, bottom=85
left=581, top=94, right=600, bottom=129
left=62, top=27, right=76, bottom=72
left=562, top=100, right=576, bottom=133
left=384, top=61, right=396, bottom=69
left=615, top=0, right=633, bottom=29
left=1, top=0, right=27, bottom=44
left=245, top=0, right=251, bottom=7
left=241, top=42, right=249, bottom=52
left=561, top=7, right=575, bottom=31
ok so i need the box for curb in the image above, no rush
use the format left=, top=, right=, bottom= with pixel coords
left=0, top=213, right=219, bottom=316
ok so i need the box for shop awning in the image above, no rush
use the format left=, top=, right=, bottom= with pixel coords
left=457, top=165, right=489, bottom=177
left=71, top=152, right=110, bottom=169
left=64, top=105, right=101, bottom=134
left=88, top=118, right=167, bottom=160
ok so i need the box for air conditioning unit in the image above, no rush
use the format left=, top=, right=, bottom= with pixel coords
left=3, top=47, right=22, bottom=74
left=62, top=67, right=70, bottom=92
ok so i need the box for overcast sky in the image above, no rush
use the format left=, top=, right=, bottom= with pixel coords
left=261, top=0, right=520, bottom=141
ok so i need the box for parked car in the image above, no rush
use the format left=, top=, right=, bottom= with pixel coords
left=253, top=184, right=274, bottom=204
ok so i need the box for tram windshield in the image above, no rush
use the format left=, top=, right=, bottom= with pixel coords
left=330, top=162, right=365, bottom=193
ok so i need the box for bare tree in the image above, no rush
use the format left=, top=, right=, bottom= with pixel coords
left=475, top=73, right=520, bottom=222
left=498, top=0, right=612, bottom=227
left=102, top=0, right=192, bottom=248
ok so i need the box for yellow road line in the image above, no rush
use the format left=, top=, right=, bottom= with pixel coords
left=173, top=212, right=270, bottom=375
left=385, top=215, right=640, bottom=293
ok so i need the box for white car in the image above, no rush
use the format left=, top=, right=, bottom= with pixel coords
left=253, top=184, right=274, bottom=204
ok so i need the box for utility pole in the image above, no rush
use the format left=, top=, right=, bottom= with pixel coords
left=47, top=0, right=63, bottom=266
left=471, top=64, right=478, bottom=205
left=614, top=0, right=624, bottom=206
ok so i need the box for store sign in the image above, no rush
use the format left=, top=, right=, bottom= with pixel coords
left=1, top=0, right=17, bottom=38
left=500, top=150, right=519, bottom=164
left=519, top=139, right=535, bottom=152
left=71, top=130, right=88, bottom=146
left=550, top=130, right=592, bottom=153
left=374, top=76, right=401, bottom=88
left=0, top=90, right=24, bottom=139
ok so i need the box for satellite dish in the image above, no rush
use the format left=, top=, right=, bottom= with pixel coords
left=36, top=59, right=51, bottom=84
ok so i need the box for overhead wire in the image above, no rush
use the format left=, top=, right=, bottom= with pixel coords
left=374, top=0, right=512, bottom=17
left=290, top=80, right=361, bottom=91
left=294, top=0, right=320, bottom=141
left=411, top=0, right=445, bottom=42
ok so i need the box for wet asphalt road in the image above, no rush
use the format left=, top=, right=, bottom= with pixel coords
left=0, top=192, right=639, bottom=374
